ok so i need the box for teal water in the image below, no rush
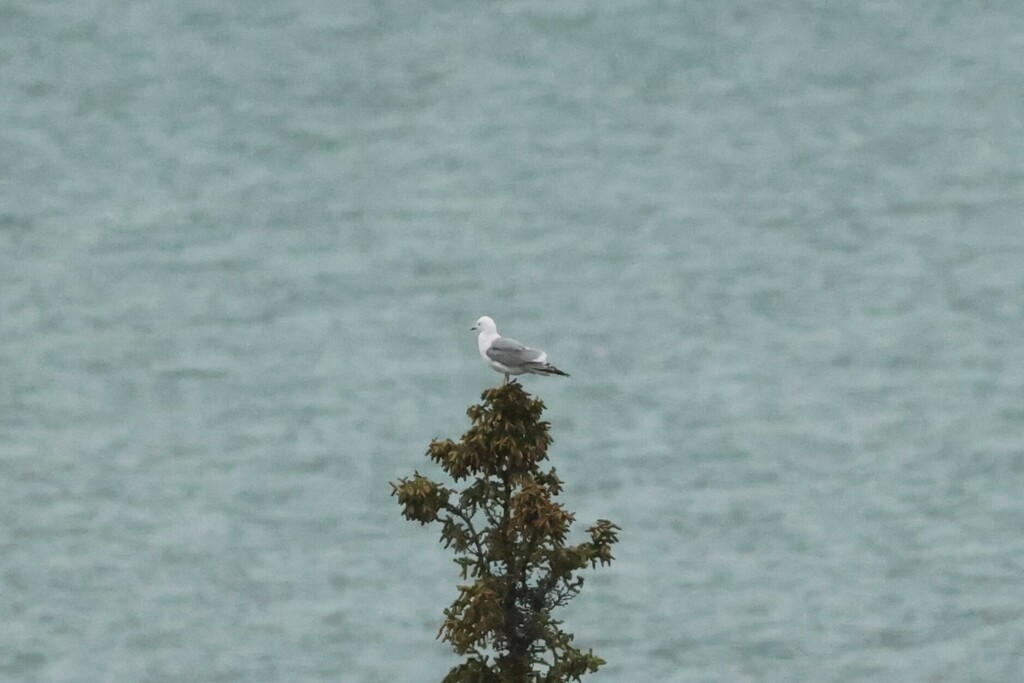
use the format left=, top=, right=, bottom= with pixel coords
left=2, top=1, right=1023, bottom=681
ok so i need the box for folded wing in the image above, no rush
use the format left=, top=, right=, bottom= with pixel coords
left=486, top=337, right=544, bottom=367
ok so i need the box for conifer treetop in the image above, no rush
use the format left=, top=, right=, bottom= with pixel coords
left=392, top=382, right=620, bottom=683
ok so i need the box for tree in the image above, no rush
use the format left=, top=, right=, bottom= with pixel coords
left=392, top=382, right=620, bottom=683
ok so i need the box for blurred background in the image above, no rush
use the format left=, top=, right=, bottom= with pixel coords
left=2, top=1, right=1023, bottom=681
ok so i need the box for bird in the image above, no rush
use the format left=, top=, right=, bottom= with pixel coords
left=471, top=315, right=570, bottom=384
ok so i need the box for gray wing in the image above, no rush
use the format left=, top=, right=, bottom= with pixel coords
left=486, top=336, right=544, bottom=367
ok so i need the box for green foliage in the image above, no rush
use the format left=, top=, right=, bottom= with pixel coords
left=392, top=383, right=620, bottom=683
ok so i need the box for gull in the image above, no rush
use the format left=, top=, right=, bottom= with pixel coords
left=471, top=316, right=570, bottom=384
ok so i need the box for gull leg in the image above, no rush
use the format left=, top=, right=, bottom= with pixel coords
left=503, top=373, right=509, bottom=384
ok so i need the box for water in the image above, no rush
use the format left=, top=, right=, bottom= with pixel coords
left=2, top=1, right=1023, bottom=681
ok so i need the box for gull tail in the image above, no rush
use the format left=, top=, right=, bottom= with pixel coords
left=533, top=363, right=570, bottom=378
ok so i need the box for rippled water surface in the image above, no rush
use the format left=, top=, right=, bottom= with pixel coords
left=2, top=1, right=1023, bottom=681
